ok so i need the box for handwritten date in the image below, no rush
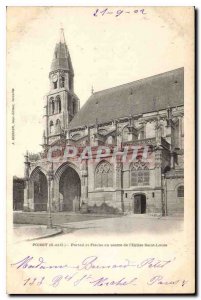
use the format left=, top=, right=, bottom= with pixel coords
left=93, top=8, right=147, bottom=18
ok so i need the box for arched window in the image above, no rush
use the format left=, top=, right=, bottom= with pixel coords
left=95, top=161, right=113, bottom=188
left=122, top=126, right=129, bottom=142
left=49, top=120, right=54, bottom=134
left=55, top=119, right=61, bottom=133
left=56, top=96, right=61, bottom=113
left=61, top=76, right=65, bottom=88
left=130, top=165, right=149, bottom=186
left=49, top=97, right=54, bottom=115
left=177, top=185, right=184, bottom=197
left=52, top=100, right=55, bottom=114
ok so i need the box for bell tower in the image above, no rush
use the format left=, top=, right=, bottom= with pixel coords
left=43, top=28, right=80, bottom=145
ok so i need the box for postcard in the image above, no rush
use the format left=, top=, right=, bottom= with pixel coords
left=7, top=6, right=195, bottom=294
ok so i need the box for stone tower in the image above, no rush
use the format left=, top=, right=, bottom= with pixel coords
left=43, top=28, right=80, bottom=145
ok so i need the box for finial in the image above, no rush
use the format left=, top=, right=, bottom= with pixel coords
left=59, top=25, right=65, bottom=44
left=91, top=85, right=94, bottom=94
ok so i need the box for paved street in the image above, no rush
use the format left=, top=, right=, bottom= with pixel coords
left=13, top=224, right=62, bottom=242
left=13, top=214, right=183, bottom=242
left=57, top=214, right=184, bottom=236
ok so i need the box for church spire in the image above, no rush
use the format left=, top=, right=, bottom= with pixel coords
left=44, top=29, right=80, bottom=145
left=50, top=28, right=74, bottom=75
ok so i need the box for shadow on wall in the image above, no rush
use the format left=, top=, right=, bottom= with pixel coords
left=82, top=202, right=122, bottom=215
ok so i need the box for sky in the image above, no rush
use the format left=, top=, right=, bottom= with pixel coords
left=7, top=6, right=194, bottom=177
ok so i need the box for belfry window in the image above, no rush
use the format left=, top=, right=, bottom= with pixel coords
left=49, top=120, right=54, bottom=134
left=49, top=98, right=54, bottom=115
left=61, top=76, right=65, bottom=88
left=177, top=185, right=184, bottom=197
left=52, top=100, right=55, bottom=114
left=53, top=81, right=57, bottom=89
left=56, top=96, right=61, bottom=113
left=95, top=161, right=113, bottom=188
left=130, top=165, right=149, bottom=186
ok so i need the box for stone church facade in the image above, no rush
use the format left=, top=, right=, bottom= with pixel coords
left=22, top=29, right=184, bottom=216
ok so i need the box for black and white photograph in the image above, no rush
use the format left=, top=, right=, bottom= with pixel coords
left=6, top=6, right=195, bottom=294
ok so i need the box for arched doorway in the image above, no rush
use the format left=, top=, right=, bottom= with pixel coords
left=33, top=171, right=48, bottom=211
left=59, top=167, right=81, bottom=212
left=133, top=194, right=146, bottom=214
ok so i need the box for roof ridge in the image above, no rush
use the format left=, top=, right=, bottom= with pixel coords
left=93, top=67, right=184, bottom=96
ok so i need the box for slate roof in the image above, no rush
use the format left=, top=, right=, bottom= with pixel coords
left=69, top=68, right=184, bottom=129
left=50, top=42, right=74, bottom=74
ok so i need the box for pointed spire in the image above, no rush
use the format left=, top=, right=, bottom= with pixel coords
left=50, top=28, right=74, bottom=75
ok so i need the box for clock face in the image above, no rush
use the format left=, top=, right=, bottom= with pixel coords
left=52, top=74, right=58, bottom=82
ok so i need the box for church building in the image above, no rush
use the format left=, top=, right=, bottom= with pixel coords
left=22, top=29, right=184, bottom=216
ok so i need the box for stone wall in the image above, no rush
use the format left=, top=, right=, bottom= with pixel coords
left=166, top=178, right=184, bottom=215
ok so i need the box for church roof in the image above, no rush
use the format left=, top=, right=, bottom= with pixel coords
left=69, top=68, right=184, bottom=129
left=50, top=29, right=74, bottom=74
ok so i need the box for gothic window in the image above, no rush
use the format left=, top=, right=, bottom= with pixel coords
left=49, top=120, right=54, bottom=134
left=130, top=165, right=149, bottom=186
left=52, top=100, right=55, bottom=114
left=122, top=126, right=129, bottom=142
left=49, top=97, right=54, bottom=115
left=56, top=96, right=61, bottom=113
left=61, top=76, right=65, bottom=88
left=55, top=119, right=61, bottom=133
left=95, top=161, right=113, bottom=188
left=53, top=81, right=57, bottom=89
left=177, top=185, right=184, bottom=197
